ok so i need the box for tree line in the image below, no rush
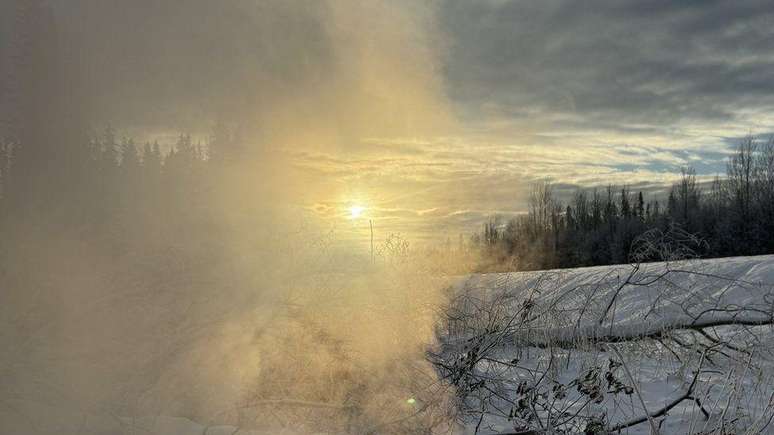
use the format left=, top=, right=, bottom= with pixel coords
left=473, top=137, right=774, bottom=271
left=0, top=121, right=247, bottom=252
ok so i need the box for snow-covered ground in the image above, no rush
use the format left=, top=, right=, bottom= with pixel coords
left=0, top=399, right=298, bottom=435
left=4, top=255, right=774, bottom=434
left=446, top=255, right=774, bottom=434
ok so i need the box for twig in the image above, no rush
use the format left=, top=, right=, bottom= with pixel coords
left=607, top=350, right=708, bottom=432
left=610, top=344, right=659, bottom=435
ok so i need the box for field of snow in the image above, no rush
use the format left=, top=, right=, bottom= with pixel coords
left=3, top=255, right=774, bottom=434
left=444, top=255, right=774, bottom=434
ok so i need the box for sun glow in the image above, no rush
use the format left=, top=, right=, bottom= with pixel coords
left=349, top=205, right=365, bottom=219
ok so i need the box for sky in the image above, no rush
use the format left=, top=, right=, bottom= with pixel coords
left=6, top=0, right=774, bottom=242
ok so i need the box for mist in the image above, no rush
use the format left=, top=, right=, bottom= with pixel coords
left=0, top=1, right=464, bottom=433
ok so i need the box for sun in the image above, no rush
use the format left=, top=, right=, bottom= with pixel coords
left=349, top=205, right=365, bottom=219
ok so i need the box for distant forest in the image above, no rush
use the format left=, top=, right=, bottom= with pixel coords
left=0, top=123, right=243, bottom=245
left=473, top=137, right=774, bottom=271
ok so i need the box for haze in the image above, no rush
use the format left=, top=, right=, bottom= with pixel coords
left=3, top=1, right=774, bottom=434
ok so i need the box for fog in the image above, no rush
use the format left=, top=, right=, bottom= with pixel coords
left=0, top=1, right=464, bottom=433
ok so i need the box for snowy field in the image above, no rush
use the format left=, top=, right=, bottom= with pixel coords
left=3, top=255, right=774, bottom=434
left=442, top=254, right=774, bottom=434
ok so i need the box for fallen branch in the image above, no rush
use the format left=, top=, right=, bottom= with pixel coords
left=610, top=345, right=659, bottom=434
left=510, top=313, right=774, bottom=350
left=607, top=350, right=708, bottom=432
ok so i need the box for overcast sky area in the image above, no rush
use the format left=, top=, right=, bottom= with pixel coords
left=440, top=0, right=774, bottom=182
left=5, top=0, right=774, bottom=241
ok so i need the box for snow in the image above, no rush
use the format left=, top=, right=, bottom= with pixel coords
left=4, top=255, right=774, bottom=434
left=448, top=255, right=774, bottom=434
left=0, top=398, right=310, bottom=435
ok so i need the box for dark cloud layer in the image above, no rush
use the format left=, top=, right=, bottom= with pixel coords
left=440, top=0, right=774, bottom=139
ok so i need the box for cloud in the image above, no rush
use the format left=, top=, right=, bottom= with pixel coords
left=439, top=0, right=774, bottom=152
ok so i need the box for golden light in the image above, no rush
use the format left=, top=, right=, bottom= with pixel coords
left=349, top=205, right=365, bottom=219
